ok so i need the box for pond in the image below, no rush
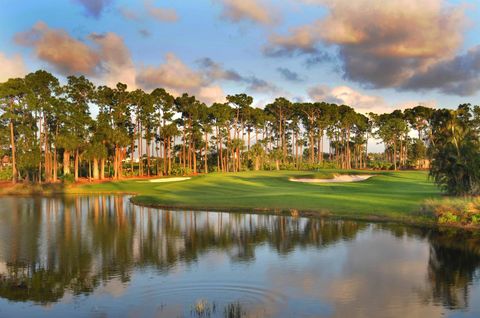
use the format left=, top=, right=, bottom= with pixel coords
left=0, top=195, right=479, bottom=318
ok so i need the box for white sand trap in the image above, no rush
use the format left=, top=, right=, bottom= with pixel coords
left=143, top=177, right=191, bottom=183
left=290, top=174, right=373, bottom=183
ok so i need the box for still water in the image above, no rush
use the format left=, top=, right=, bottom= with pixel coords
left=0, top=196, right=479, bottom=318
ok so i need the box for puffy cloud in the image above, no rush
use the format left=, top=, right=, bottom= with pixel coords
left=15, top=22, right=135, bottom=88
left=89, top=33, right=136, bottom=88
left=144, top=0, right=178, bottom=23
left=198, top=85, right=226, bottom=104
left=137, top=53, right=204, bottom=92
left=0, top=52, right=27, bottom=82
left=15, top=21, right=100, bottom=76
left=266, top=0, right=469, bottom=93
left=72, top=0, right=113, bottom=18
left=308, top=85, right=435, bottom=114
left=217, top=0, right=278, bottom=25
left=401, top=45, right=480, bottom=96
left=136, top=53, right=224, bottom=104
left=277, top=67, right=305, bottom=82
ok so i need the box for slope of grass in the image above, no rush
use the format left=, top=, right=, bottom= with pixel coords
left=70, top=170, right=440, bottom=221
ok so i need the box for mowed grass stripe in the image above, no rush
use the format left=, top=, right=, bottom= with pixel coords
left=71, top=170, right=439, bottom=220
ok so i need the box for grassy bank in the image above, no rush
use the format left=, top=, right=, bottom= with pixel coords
left=68, top=170, right=440, bottom=222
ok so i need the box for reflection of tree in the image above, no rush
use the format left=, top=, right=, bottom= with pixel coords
left=375, top=223, right=480, bottom=310
left=0, top=196, right=368, bottom=303
left=426, top=230, right=480, bottom=309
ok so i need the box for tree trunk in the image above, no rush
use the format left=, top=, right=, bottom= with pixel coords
left=254, top=157, right=260, bottom=171
left=74, top=149, right=79, bottom=182
left=204, top=131, right=208, bottom=173
left=93, top=157, right=99, bottom=180
left=146, top=140, right=151, bottom=177
left=100, top=158, right=105, bottom=180
left=63, top=150, right=71, bottom=176
left=53, top=149, right=58, bottom=182
left=9, top=99, right=17, bottom=183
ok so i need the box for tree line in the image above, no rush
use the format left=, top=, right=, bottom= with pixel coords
left=1, top=70, right=479, bottom=195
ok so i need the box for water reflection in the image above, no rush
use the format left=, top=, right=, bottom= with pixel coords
left=0, top=196, right=478, bottom=317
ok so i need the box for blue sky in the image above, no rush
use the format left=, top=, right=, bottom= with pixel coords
left=1, top=0, right=480, bottom=113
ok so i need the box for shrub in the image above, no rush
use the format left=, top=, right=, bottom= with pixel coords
left=0, top=167, right=12, bottom=181
left=421, top=197, right=480, bottom=226
left=60, top=173, right=75, bottom=184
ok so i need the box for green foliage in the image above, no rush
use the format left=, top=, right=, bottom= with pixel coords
left=61, top=173, right=75, bottom=184
left=0, top=167, right=12, bottom=181
left=422, top=197, right=480, bottom=226
left=429, top=105, right=480, bottom=196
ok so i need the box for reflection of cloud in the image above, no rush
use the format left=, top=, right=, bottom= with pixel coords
left=95, top=278, right=127, bottom=298
left=266, top=232, right=445, bottom=317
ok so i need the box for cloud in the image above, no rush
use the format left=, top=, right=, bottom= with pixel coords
left=72, top=0, right=113, bottom=18
left=307, top=84, right=435, bottom=114
left=197, top=57, right=244, bottom=81
left=304, top=52, right=334, bottom=68
left=138, top=29, right=151, bottom=37
left=89, top=33, right=136, bottom=88
left=15, top=21, right=100, bottom=76
left=197, top=57, right=278, bottom=92
left=136, top=53, right=224, bottom=104
left=217, top=0, right=278, bottom=25
left=118, top=7, right=140, bottom=21
left=144, top=0, right=178, bottom=22
left=277, top=67, right=305, bottom=82
left=0, top=52, right=27, bottom=82
left=266, top=0, right=469, bottom=94
left=15, top=22, right=135, bottom=88
left=401, top=45, right=480, bottom=96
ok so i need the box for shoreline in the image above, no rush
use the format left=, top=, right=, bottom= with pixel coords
left=1, top=188, right=476, bottom=232
left=0, top=170, right=476, bottom=231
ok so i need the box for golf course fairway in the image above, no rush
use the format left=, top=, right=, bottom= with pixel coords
left=71, top=170, right=440, bottom=222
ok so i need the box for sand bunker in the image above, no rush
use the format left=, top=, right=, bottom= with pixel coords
left=290, top=174, right=373, bottom=183
left=145, top=177, right=191, bottom=183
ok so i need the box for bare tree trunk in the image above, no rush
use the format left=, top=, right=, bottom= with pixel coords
left=93, top=157, right=99, bottom=180
left=9, top=99, right=17, bottom=183
left=63, top=150, right=71, bottom=176
left=53, top=149, right=58, bottom=182
left=146, top=140, right=151, bottom=177
left=74, top=149, right=79, bottom=182
left=100, top=158, right=105, bottom=180
left=138, top=122, right=143, bottom=176
left=204, top=131, right=208, bottom=173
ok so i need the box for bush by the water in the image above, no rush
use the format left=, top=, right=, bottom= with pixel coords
left=422, top=198, right=480, bottom=226
left=0, top=167, right=12, bottom=181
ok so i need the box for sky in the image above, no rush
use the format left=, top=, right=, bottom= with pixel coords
left=1, top=0, right=480, bottom=115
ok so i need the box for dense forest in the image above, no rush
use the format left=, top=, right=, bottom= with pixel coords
left=1, top=70, right=479, bottom=195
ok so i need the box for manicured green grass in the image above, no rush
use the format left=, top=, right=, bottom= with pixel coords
left=71, top=170, right=440, bottom=221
